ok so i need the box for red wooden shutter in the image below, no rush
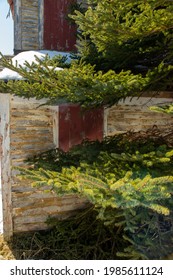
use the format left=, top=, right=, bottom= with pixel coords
left=59, top=105, right=104, bottom=151
left=44, top=0, right=77, bottom=51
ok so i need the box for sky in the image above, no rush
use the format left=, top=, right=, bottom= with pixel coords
left=0, top=0, right=13, bottom=55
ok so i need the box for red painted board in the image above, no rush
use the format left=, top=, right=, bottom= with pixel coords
left=59, top=104, right=104, bottom=152
left=68, top=105, right=83, bottom=147
left=44, top=0, right=77, bottom=51
left=83, top=108, right=104, bottom=141
left=58, top=104, right=71, bottom=152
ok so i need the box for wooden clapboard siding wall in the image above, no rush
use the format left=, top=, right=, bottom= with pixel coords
left=14, top=0, right=44, bottom=52
left=105, top=94, right=173, bottom=136
left=0, top=94, right=88, bottom=239
left=1, top=93, right=173, bottom=238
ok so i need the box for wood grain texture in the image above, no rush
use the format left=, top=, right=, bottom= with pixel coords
left=106, top=96, right=173, bottom=136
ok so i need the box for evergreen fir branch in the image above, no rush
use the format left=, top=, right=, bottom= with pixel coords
left=150, top=104, right=173, bottom=115
left=1, top=58, right=173, bottom=108
left=17, top=165, right=172, bottom=216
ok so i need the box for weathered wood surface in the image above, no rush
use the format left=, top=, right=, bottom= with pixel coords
left=0, top=95, right=88, bottom=237
left=0, top=94, right=13, bottom=239
left=13, top=0, right=79, bottom=52
left=106, top=96, right=173, bottom=136
left=43, top=0, right=77, bottom=51
left=14, top=0, right=44, bottom=52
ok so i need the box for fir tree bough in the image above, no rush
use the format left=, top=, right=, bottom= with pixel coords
left=0, top=0, right=173, bottom=107
left=17, top=134, right=173, bottom=259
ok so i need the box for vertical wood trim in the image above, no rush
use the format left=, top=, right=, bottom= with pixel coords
left=38, top=0, right=44, bottom=49
left=14, top=0, right=22, bottom=52
left=59, top=104, right=70, bottom=151
left=0, top=94, right=13, bottom=240
left=103, top=107, right=108, bottom=137
left=52, top=106, right=59, bottom=148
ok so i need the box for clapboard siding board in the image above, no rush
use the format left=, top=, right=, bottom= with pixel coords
left=106, top=96, right=173, bottom=136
